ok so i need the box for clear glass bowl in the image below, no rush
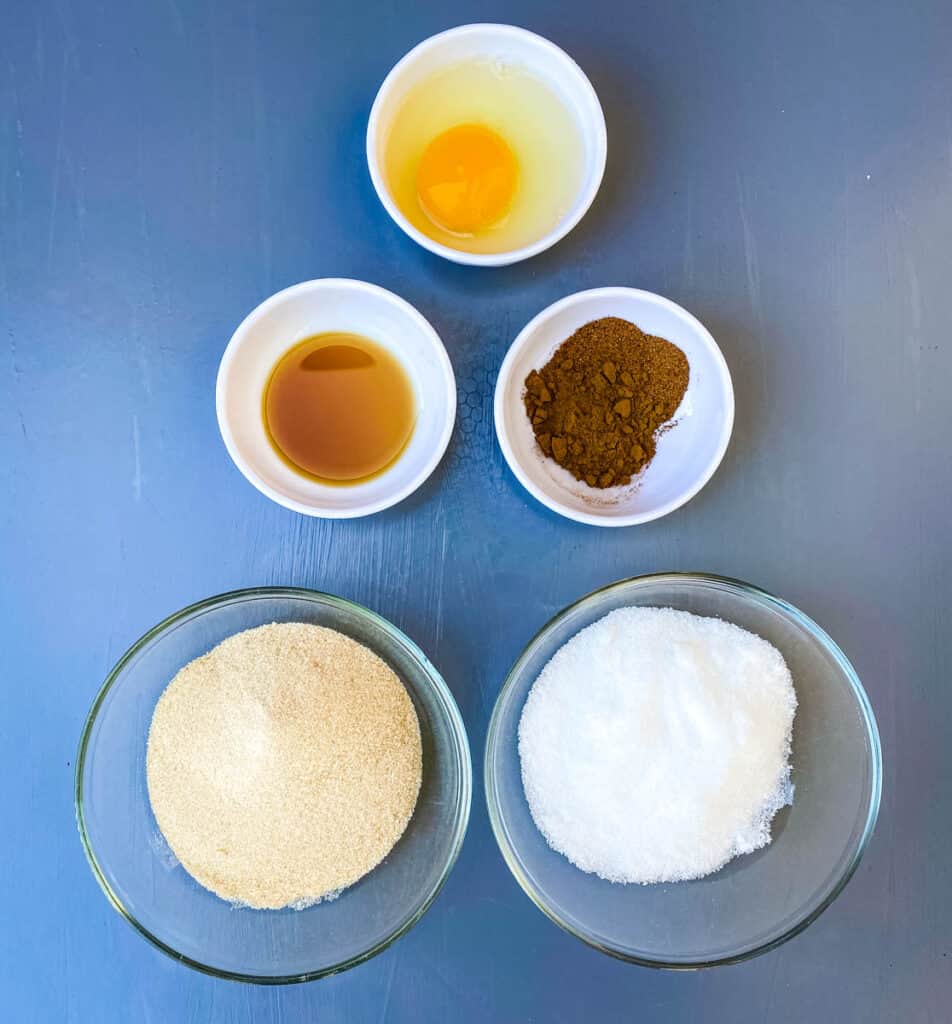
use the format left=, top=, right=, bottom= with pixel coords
left=76, top=588, right=472, bottom=983
left=485, top=573, right=882, bottom=968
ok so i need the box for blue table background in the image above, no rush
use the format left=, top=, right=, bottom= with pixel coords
left=3, top=1, right=950, bottom=1020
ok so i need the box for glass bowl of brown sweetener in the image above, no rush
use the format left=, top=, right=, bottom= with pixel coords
left=75, top=587, right=471, bottom=983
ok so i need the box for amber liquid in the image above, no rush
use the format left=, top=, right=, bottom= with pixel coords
left=263, top=333, right=416, bottom=484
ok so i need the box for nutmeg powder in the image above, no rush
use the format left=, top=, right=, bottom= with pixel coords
left=524, top=317, right=689, bottom=488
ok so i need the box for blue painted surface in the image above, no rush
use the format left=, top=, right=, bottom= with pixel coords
left=2, top=1, right=950, bottom=1020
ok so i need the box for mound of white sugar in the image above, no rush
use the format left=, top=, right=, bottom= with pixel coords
left=518, top=607, right=797, bottom=884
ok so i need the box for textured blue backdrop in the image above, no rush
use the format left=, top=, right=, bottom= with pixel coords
left=2, top=0, right=950, bottom=1020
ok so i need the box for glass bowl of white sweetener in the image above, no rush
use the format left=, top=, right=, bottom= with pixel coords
left=76, top=587, right=471, bottom=983
left=485, top=572, right=882, bottom=968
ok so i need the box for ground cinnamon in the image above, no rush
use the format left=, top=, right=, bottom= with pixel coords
left=524, top=317, right=689, bottom=488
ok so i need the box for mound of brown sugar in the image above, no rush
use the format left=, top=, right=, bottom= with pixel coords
left=146, top=623, right=422, bottom=910
left=524, top=317, right=689, bottom=488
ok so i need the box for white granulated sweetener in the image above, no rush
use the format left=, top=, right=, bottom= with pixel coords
left=518, top=607, right=797, bottom=884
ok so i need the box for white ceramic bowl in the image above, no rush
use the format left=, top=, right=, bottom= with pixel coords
left=217, top=279, right=456, bottom=518
left=494, top=288, right=734, bottom=527
left=366, top=24, right=607, bottom=267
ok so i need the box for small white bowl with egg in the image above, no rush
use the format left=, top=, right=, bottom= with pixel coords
left=217, top=279, right=456, bottom=518
left=494, top=287, right=734, bottom=527
left=367, top=24, right=607, bottom=267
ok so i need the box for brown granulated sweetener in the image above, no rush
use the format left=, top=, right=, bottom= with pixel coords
left=524, top=317, right=689, bottom=488
left=146, top=622, right=422, bottom=910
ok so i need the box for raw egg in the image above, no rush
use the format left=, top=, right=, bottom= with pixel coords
left=383, top=58, right=583, bottom=255
left=416, top=124, right=518, bottom=236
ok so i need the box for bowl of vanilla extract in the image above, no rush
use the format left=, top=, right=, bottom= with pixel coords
left=216, top=278, right=456, bottom=518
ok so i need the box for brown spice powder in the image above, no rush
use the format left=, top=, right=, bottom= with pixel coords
left=524, top=317, right=689, bottom=488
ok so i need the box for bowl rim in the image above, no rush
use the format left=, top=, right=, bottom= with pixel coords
left=365, top=22, right=608, bottom=267
left=215, top=278, right=457, bottom=519
left=493, top=287, right=735, bottom=527
left=484, top=571, right=883, bottom=969
left=75, top=586, right=473, bottom=985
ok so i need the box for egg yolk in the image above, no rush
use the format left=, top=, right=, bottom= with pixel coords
left=415, top=124, right=518, bottom=236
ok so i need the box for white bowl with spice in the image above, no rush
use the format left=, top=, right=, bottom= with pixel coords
left=494, top=287, right=734, bottom=526
left=217, top=279, right=456, bottom=518
left=367, top=24, right=607, bottom=267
